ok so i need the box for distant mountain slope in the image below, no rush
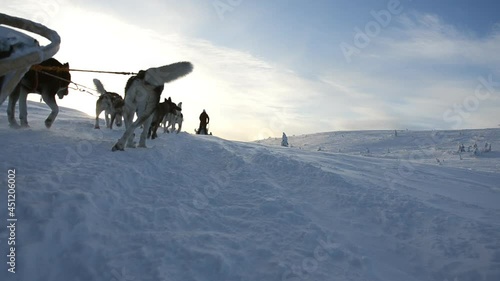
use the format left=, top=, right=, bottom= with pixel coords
left=257, top=129, right=500, bottom=173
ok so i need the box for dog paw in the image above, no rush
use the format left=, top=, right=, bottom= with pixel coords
left=112, top=143, right=124, bottom=151
left=44, top=119, right=53, bottom=128
left=9, top=123, right=21, bottom=129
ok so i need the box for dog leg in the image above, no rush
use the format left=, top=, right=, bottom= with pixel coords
left=150, top=111, right=163, bottom=139
left=113, top=126, right=135, bottom=151
left=167, top=113, right=175, bottom=133
left=110, top=113, right=115, bottom=130
left=42, top=93, right=59, bottom=128
left=154, top=123, right=159, bottom=139
left=112, top=103, right=136, bottom=150
left=95, top=103, right=102, bottom=129
left=124, top=107, right=137, bottom=148
left=169, top=114, right=176, bottom=133
left=104, top=111, right=111, bottom=128
left=162, top=115, right=168, bottom=133
left=163, top=113, right=172, bottom=133
left=148, top=121, right=157, bottom=139
left=147, top=110, right=157, bottom=139
left=114, top=111, right=123, bottom=128
left=139, top=114, right=154, bottom=147
left=18, top=88, right=30, bottom=127
left=7, top=85, right=21, bottom=128
left=177, top=119, right=182, bottom=134
left=113, top=101, right=153, bottom=150
left=113, top=108, right=153, bottom=151
left=138, top=101, right=158, bottom=147
left=122, top=105, right=133, bottom=130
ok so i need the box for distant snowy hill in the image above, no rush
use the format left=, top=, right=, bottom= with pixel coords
left=257, top=129, right=500, bottom=173
left=1, top=101, right=499, bottom=281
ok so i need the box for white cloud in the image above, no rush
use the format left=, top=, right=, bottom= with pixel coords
left=323, top=11, right=500, bottom=131
left=373, top=12, right=500, bottom=65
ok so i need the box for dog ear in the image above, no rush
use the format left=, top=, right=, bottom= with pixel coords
left=137, top=70, right=146, bottom=79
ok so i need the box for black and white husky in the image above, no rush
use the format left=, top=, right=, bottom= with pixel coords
left=93, top=79, right=124, bottom=129
left=164, top=101, right=183, bottom=133
left=112, top=62, right=193, bottom=151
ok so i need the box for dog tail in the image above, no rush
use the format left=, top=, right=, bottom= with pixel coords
left=146, top=62, right=194, bottom=85
left=93, top=79, right=107, bottom=95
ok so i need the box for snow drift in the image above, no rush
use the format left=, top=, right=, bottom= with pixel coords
left=1, top=101, right=499, bottom=281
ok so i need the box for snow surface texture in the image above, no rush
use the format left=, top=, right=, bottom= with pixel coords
left=1, top=101, right=499, bottom=281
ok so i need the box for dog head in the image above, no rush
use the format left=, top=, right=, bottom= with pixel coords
left=56, top=62, right=71, bottom=99
left=112, top=98, right=124, bottom=127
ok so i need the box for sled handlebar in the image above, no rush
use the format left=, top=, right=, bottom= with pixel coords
left=0, top=13, right=61, bottom=75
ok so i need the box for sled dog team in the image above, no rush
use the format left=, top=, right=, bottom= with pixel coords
left=0, top=58, right=199, bottom=151
left=93, top=78, right=183, bottom=136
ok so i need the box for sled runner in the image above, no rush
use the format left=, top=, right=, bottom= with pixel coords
left=195, top=125, right=212, bottom=135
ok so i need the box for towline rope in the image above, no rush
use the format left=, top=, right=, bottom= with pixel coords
left=33, top=69, right=101, bottom=97
left=29, top=64, right=139, bottom=97
left=30, top=65, right=137, bottom=76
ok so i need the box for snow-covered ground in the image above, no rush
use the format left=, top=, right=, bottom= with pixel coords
left=1, top=101, right=499, bottom=281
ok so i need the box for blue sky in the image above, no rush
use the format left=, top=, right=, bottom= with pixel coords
left=5, top=0, right=500, bottom=140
